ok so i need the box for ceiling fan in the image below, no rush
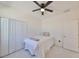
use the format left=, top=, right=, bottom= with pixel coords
left=32, top=1, right=53, bottom=15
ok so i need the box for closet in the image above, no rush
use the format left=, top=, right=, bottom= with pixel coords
left=0, top=17, right=27, bottom=57
left=0, top=18, right=9, bottom=57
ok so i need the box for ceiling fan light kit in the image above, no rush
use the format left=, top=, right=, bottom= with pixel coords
left=41, top=8, right=45, bottom=12
left=32, top=1, right=53, bottom=15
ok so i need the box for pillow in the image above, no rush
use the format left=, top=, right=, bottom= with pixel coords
left=42, top=32, right=50, bottom=37
left=30, top=37, right=40, bottom=41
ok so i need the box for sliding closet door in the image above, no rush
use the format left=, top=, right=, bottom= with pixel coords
left=15, top=21, right=27, bottom=50
left=0, top=18, right=9, bottom=56
left=8, top=19, right=16, bottom=53
left=22, top=23, right=27, bottom=38
left=0, top=19, right=1, bottom=56
left=21, top=22, right=27, bottom=48
left=15, top=21, right=23, bottom=50
left=9, top=20, right=27, bottom=53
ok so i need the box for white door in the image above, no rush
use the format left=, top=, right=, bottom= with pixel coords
left=0, top=18, right=9, bottom=57
left=63, top=19, right=78, bottom=51
left=22, top=22, right=27, bottom=39
left=8, top=19, right=16, bottom=53
left=15, top=21, right=23, bottom=50
left=21, top=22, right=27, bottom=48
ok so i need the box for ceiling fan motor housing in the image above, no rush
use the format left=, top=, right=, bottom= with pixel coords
left=41, top=3, right=45, bottom=8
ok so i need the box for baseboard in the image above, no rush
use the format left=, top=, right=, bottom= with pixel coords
left=0, top=48, right=24, bottom=58
left=62, top=47, right=79, bottom=53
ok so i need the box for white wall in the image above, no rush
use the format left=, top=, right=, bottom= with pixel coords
left=0, top=6, right=42, bottom=37
left=42, top=8, right=79, bottom=46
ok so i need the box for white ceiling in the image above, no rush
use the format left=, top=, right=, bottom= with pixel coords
left=0, top=1, right=79, bottom=18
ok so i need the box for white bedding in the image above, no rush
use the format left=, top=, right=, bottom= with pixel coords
left=24, top=36, right=55, bottom=57
left=24, top=38, right=38, bottom=55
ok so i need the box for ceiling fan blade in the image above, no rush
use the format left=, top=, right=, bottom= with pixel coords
left=44, top=1, right=53, bottom=8
left=33, top=1, right=41, bottom=7
left=45, top=8, right=53, bottom=12
left=32, top=8, right=40, bottom=12
left=42, top=12, right=44, bottom=15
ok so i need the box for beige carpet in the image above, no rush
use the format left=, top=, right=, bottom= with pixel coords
left=4, top=46, right=79, bottom=58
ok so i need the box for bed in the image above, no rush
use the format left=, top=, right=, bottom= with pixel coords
left=24, top=32, right=55, bottom=57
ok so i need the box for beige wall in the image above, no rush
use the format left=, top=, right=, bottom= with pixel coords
left=42, top=8, right=79, bottom=46
left=0, top=6, right=42, bottom=37
left=0, top=5, right=79, bottom=47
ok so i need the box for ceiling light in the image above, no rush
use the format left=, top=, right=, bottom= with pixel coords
left=41, top=8, right=45, bottom=12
